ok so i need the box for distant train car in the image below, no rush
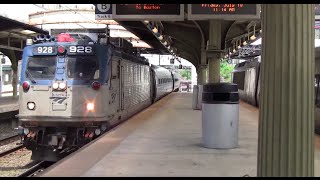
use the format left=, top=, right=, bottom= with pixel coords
left=232, top=57, right=260, bottom=106
left=18, top=33, right=182, bottom=161
left=151, top=65, right=174, bottom=102
left=232, top=56, right=320, bottom=134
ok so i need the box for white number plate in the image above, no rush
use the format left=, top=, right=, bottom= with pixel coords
left=67, top=45, right=94, bottom=55
left=33, top=46, right=56, bottom=55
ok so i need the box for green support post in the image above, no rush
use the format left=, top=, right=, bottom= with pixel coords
left=207, top=20, right=221, bottom=83
left=258, top=4, right=315, bottom=177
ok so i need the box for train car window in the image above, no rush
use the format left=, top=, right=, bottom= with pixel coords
left=67, top=57, right=99, bottom=80
left=233, top=71, right=245, bottom=90
left=26, top=57, right=56, bottom=79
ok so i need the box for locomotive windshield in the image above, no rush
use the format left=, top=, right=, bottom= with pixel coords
left=67, top=57, right=99, bottom=80
left=26, top=57, right=56, bottom=79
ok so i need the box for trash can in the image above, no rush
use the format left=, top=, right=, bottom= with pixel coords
left=197, top=85, right=203, bottom=110
left=192, top=85, right=199, bottom=110
left=202, top=83, right=239, bottom=149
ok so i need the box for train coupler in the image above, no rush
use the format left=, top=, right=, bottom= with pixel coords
left=48, top=135, right=66, bottom=150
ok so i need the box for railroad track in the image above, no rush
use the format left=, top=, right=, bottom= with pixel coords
left=0, top=134, right=20, bottom=146
left=18, top=161, right=54, bottom=177
left=0, top=144, right=24, bottom=158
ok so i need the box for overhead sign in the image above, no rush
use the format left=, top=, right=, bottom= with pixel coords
left=188, top=4, right=260, bottom=20
left=112, top=4, right=184, bottom=21
left=95, top=4, right=112, bottom=20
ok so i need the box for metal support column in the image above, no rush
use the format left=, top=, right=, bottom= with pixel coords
left=207, top=20, right=222, bottom=83
left=208, top=54, right=220, bottom=83
left=200, top=66, right=207, bottom=84
left=258, top=4, right=314, bottom=177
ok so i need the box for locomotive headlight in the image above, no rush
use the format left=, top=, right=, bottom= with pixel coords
left=23, top=128, right=30, bottom=135
left=86, top=103, right=94, bottom=111
left=59, top=82, right=66, bottom=90
left=27, top=102, right=36, bottom=110
left=52, top=82, right=59, bottom=90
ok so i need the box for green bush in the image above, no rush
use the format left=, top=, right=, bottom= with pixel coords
left=220, top=59, right=235, bottom=82
left=179, top=69, right=191, bottom=80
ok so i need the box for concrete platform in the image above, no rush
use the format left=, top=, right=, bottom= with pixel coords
left=41, top=92, right=320, bottom=177
left=0, top=96, right=18, bottom=114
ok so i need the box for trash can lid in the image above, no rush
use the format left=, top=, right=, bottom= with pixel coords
left=203, top=83, right=238, bottom=93
left=202, top=83, right=239, bottom=104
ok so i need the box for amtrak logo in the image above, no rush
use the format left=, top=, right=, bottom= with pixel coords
left=50, top=97, right=67, bottom=104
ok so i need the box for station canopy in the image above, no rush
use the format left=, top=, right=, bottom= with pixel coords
left=0, top=15, right=48, bottom=57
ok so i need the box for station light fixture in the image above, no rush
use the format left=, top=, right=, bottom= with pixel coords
left=243, top=41, right=247, bottom=46
left=158, top=35, right=163, bottom=41
left=143, top=20, right=150, bottom=24
left=243, top=34, right=248, bottom=46
left=26, top=39, right=33, bottom=46
left=237, top=39, right=241, bottom=49
left=233, top=42, right=236, bottom=52
left=250, top=34, right=256, bottom=41
left=21, top=30, right=36, bottom=35
left=250, top=25, right=256, bottom=41
left=152, top=27, right=158, bottom=33
left=163, top=41, right=168, bottom=46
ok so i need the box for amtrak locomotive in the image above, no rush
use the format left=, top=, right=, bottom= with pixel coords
left=18, top=33, right=181, bottom=161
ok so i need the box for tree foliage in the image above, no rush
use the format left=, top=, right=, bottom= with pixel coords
left=179, top=69, right=191, bottom=80
left=220, top=59, right=235, bottom=82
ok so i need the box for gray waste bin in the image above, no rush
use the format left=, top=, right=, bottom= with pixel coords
left=192, top=85, right=199, bottom=110
left=202, top=83, right=239, bottom=149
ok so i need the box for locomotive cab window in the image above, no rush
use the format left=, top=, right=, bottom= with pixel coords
left=67, top=57, right=99, bottom=80
left=26, top=57, right=56, bottom=79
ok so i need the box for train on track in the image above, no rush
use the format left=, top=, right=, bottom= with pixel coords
left=232, top=56, right=320, bottom=134
left=17, top=33, right=181, bottom=161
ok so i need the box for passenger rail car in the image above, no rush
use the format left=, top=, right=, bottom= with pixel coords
left=232, top=57, right=260, bottom=107
left=232, top=57, right=320, bottom=134
left=151, top=65, right=174, bottom=102
left=18, top=33, right=181, bottom=161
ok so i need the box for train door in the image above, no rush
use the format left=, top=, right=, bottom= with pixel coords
left=120, top=64, right=124, bottom=111
left=150, top=68, right=156, bottom=103
left=110, top=58, right=121, bottom=113
left=171, top=72, right=174, bottom=92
